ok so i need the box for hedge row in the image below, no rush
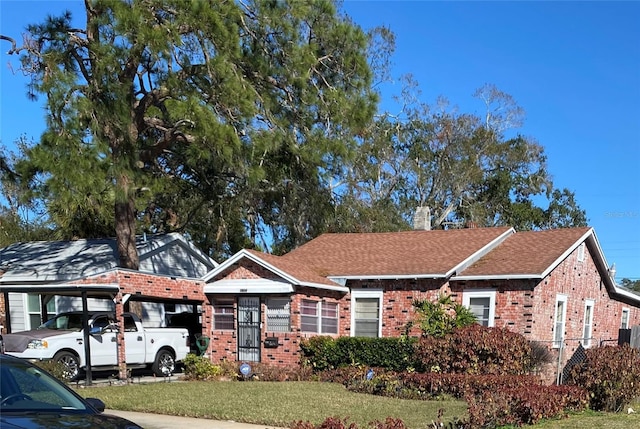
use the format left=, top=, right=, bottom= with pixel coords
left=299, top=335, right=417, bottom=372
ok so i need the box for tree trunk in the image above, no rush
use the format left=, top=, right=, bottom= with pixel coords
left=115, top=173, right=139, bottom=270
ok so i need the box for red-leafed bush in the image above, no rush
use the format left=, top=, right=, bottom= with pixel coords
left=465, top=384, right=588, bottom=427
left=565, top=343, right=640, bottom=412
left=289, top=417, right=406, bottom=429
left=414, top=324, right=533, bottom=375
left=396, top=372, right=542, bottom=399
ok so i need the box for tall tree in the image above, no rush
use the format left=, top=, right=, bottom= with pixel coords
left=1, top=0, right=378, bottom=264
left=334, top=79, right=587, bottom=231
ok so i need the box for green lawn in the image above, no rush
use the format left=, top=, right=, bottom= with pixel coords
left=74, top=380, right=640, bottom=429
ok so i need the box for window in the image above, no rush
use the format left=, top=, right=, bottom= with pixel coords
left=321, top=302, right=339, bottom=334
left=582, top=300, right=594, bottom=347
left=554, top=294, right=568, bottom=348
left=213, top=299, right=234, bottom=330
left=462, top=289, right=496, bottom=327
left=26, top=294, right=56, bottom=329
left=301, top=300, right=338, bottom=334
left=351, top=290, right=382, bottom=337
left=621, top=308, right=630, bottom=329
left=301, top=300, right=319, bottom=332
left=266, top=298, right=290, bottom=332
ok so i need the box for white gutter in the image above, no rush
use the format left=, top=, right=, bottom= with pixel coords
left=328, top=274, right=447, bottom=281
left=452, top=274, right=542, bottom=281
left=0, top=283, right=120, bottom=293
left=614, top=286, right=640, bottom=304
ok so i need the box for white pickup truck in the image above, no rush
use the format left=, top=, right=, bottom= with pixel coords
left=2, top=311, right=190, bottom=380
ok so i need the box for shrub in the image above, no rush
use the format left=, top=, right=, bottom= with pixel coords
left=565, top=343, right=640, bottom=412
left=182, top=353, right=222, bottom=380
left=248, top=363, right=313, bottom=382
left=300, top=336, right=416, bottom=372
left=414, top=324, right=532, bottom=375
left=33, top=360, right=72, bottom=382
left=299, top=336, right=340, bottom=371
left=465, top=384, right=588, bottom=427
left=347, top=372, right=542, bottom=400
left=409, top=294, right=477, bottom=338
left=290, top=416, right=407, bottom=429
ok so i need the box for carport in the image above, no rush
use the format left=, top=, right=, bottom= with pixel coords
left=0, top=234, right=214, bottom=384
left=1, top=283, right=119, bottom=386
left=1, top=274, right=208, bottom=384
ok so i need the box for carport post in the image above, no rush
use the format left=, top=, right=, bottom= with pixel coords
left=81, top=290, right=93, bottom=386
left=115, top=294, right=127, bottom=380
left=3, top=291, right=10, bottom=333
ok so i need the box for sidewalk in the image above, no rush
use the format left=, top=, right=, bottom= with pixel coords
left=105, top=409, right=284, bottom=429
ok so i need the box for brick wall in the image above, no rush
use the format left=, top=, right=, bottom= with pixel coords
left=204, top=274, right=449, bottom=365
left=452, top=242, right=640, bottom=383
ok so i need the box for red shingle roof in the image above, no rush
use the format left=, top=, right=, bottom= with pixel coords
left=244, top=249, right=341, bottom=287
left=457, top=227, right=593, bottom=277
left=283, top=227, right=513, bottom=277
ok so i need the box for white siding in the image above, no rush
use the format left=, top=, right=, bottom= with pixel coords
left=8, top=293, right=26, bottom=332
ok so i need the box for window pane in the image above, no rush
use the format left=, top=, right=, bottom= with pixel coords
left=622, top=311, right=629, bottom=329
left=355, top=298, right=379, bottom=337
left=554, top=300, right=565, bottom=346
left=322, top=303, right=337, bottom=318
left=29, top=314, right=41, bottom=329
left=301, top=300, right=318, bottom=316
left=322, top=317, right=338, bottom=334
left=321, top=302, right=338, bottom=334
left=469, top=297, right=491, bottom=327
left=267, top=298, right=290, bottom=332
left=301, top=315, right=318, bottom=332
left=27, top=294, right=40, bottom=312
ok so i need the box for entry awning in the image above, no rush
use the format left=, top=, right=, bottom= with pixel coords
left=204, top=278, right=294, bottom=294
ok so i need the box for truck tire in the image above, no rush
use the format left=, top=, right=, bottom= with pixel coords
left=152, top=348, right=175, bottom=376
left=53, top=351, right=81, bottom=381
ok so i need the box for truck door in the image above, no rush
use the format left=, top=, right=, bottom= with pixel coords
left=88, top=315, right=118, bottom=366
left=122, top=314, right=146, bottom=364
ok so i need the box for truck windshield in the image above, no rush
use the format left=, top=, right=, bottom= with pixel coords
left=37, top=314, right=84, bottom=331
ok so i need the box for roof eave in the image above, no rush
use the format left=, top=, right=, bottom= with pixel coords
left=452, top=274, right=543, bottom=281
left=614, top=286, right=640, bottom=304
left=328, top=274, right=448, bottom=281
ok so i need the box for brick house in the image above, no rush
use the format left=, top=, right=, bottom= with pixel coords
left=202, top=226, right=640, bottom=382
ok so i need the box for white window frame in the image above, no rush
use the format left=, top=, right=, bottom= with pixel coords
left=301, top=300, right=339, bottom=334
left=350, top=289, right=383, bottom=337
left=621, top=308, right=630, bottom=329
left=462, top=289, right=496, bottom=327
left=582, top=299, right=595, bottom=348
left=25, top=294, right=57, bottom=330
left=553, top=294, right=568, bottom=348
left=266, top=297, right=291, bottom=332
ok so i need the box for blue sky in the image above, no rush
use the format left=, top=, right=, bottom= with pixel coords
left=1, top=1, right=639, bottom=281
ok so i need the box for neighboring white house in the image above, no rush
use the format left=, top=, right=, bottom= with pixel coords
left=0, top=233, right=217, bottom=332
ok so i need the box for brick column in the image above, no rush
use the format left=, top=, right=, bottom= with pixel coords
left=114, top=293, right=127, bottom=380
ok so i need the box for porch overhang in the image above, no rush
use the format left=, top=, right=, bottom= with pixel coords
left=204, top=278, right=294, bottom=294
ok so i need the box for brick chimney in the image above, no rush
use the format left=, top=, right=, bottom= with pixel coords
left=413, top=207, right=431, bottom=230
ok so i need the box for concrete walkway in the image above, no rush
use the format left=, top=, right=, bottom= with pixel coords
left=106, top=409, right=284, bottom=429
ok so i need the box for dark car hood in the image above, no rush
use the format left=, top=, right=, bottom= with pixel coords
left=0, top=412, right=142, bottom=429
left=2, top=329, right=75, bottom=353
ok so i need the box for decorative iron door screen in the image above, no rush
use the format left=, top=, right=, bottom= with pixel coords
left=237, top=296, right=260, bottom=362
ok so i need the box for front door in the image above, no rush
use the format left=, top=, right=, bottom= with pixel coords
left=237, top=297, right=260, bottom=362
